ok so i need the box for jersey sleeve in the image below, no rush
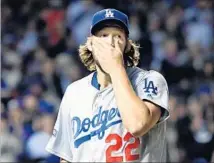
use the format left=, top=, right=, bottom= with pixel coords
left=45, top=86, right=73, bottom=162
left=134, top=71, right=170, bottom=123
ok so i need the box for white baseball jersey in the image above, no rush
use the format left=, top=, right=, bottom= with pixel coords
left=46, top=67, right=170, bottom=162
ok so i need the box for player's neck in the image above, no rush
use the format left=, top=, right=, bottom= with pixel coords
left=96, top=69, right=111, bottom=90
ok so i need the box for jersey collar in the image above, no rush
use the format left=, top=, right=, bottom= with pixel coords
left=91, top=71, right=100, bottom=90
left=91, top=67, right=132, bottom=90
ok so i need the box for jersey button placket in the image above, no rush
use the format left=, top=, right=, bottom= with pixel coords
left=91, top=93, right=101, bottom=162
left=93, top=93, right=100, bottom=110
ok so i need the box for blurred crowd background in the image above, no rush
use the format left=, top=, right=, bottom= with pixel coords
left=1, top=0, right=214, bottom=162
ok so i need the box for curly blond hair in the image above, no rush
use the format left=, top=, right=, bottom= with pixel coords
left=78, top=39, right=140, bottom=71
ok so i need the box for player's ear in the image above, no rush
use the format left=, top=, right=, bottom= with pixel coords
left=125, top=39, right=131, bottom=53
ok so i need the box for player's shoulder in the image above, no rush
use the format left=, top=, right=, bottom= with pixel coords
left=127, top=67, right=167, bottom=86
left=65, top=73, right=94, bottom=93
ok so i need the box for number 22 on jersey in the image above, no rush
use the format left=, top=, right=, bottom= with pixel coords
left=105, top=132, right=140, bottom=162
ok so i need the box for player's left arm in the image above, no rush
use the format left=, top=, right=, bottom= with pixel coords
left=110, top=66, right=169, bottom=137
left=91, top=36, right=169, bottom=137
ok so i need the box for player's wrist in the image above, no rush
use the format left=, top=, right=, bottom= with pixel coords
left=109, top=64, right=126, bottom=79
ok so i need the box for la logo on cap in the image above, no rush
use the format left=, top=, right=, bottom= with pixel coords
left=105, top=9, right=114, bottom=18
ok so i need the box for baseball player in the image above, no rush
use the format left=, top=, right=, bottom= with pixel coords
left=46, top=8, right=170, bottom=162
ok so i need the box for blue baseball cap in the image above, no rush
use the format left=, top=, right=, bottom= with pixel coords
left=91, top=9, right=129, bottom=35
